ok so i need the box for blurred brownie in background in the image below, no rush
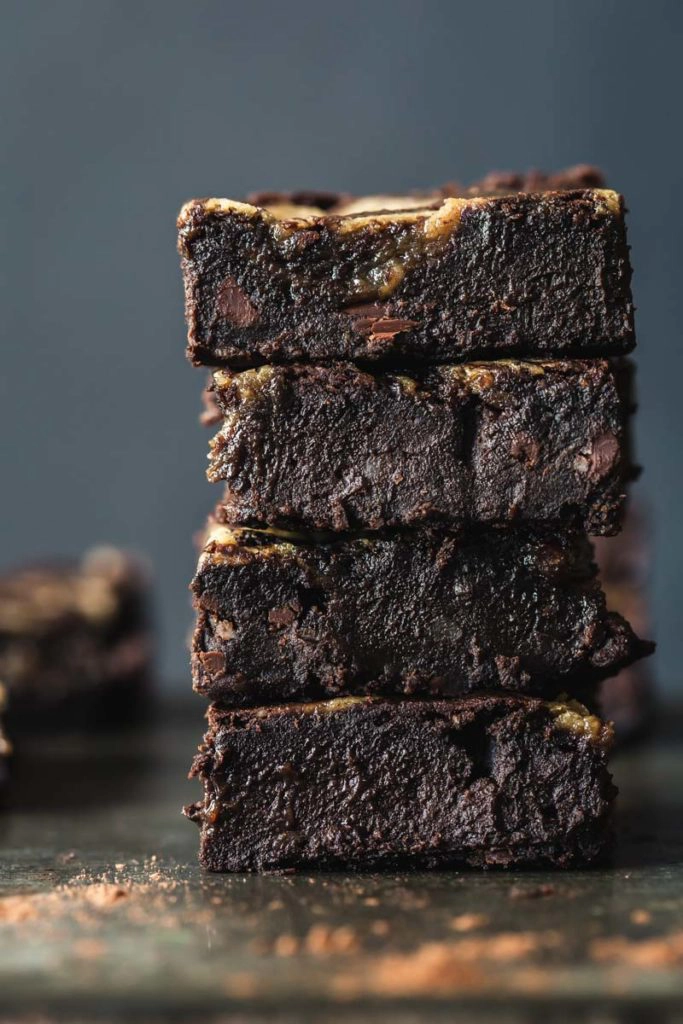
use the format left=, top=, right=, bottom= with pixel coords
left=595, top=504, right=656, bottom=740
left=0, top=546, right=153, bottom=730
left=0, top=684, right=10, bottom=793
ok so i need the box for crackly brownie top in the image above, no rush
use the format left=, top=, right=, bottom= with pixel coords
left=0, top=547, right=147, bottom=636
left=242, top=165, right=608, bottom=217
left=177, top=164, right=621, bottom=266
left=178, top=180, right=621, bottom=247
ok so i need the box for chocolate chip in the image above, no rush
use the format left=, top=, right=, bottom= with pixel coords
left=344, top=303, right=391, bottom=336
left=368, top=318, right=419, bottom=341
left=216, top=277, right=259, bottom=327
left=344, top=302, right=389, bottom=318
left=588, top=432, right=619, bottom=480
left=268, top=602, right=301, bottom=629
left=575, top=432, right=619, bottom=481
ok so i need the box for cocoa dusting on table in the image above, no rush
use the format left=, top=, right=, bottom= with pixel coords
left=271, top=923, right=360, bottom=958
left=450, top=913, right=489, bottom=932
left=332, top=931, right=562, bottom=997
left=590, top=932, right=683, bottom=968
left=0, top=858, right=194, bottom=941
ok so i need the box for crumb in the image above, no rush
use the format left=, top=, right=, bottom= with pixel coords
left=81, top=884, right=129, bottom=908
left=55, top=851, right=78, bottom=864
left=450, top=913, right=489, bottom=932
left=273, top=934, right=300, bottom=957
left=304, top=923, right=358, bottom=956
left=370, top=920, right=390, bottom=937
left=630, top=909, right=652, bottom=925
left=508, top=884, right=557, bottom=901
left=267, top=899, right=284, bottom=911
left=363, top=897, right=380, bottom=907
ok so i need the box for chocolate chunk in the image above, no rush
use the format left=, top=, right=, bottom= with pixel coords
left=216, top=277, right=259, bottom=327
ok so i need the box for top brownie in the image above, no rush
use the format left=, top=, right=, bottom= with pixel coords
left=178, top=166, right=634, bottom=367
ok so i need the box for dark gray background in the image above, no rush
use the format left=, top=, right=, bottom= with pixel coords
left=1, top=0, right=680, bottom=690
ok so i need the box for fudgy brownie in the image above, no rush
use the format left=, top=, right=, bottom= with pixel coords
left=208, top=360, right=633, bottom=535
left=0, top=547, right=153, bottom=727
left=185, top=694, right=616, bottom=871
left=178, top=176, right=633, bottom=367
left=192, top=523, right=651, bottom=706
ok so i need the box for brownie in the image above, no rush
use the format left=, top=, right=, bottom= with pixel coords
left=192, top=522, right=651, bottom=706
left=185, top=694, right=616, bottom=871
left=207, top=359, right=633, bottom=535
left=0, top=547, right=153, bottom=727
left=0, top=684, right=10, bottom=795
left=178, top=179, right=633, bottom=368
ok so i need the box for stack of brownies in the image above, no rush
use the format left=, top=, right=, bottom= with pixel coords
left=179, top=166, right=653, bottom=871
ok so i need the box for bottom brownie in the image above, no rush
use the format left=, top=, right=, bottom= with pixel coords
left=185, top=695, right=616, bottom=872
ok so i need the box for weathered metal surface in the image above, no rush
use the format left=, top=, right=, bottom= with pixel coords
left=0, top=702, right=682, bottom=1022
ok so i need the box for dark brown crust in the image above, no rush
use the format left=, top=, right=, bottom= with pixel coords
left=191, top=525, right=652, bottom=706
left=185, top=694, right=616, bottom=872
left=208, top=360, right=633, bottom=535
left=178, top=186, right=633, bottom=367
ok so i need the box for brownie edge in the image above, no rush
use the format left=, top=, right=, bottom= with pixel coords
left=185, top=695, right=616, bottom=872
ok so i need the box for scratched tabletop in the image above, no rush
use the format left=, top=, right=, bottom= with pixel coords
left=1, top=700, right=682, bottom=1024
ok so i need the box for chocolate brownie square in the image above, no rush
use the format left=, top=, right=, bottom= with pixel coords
left=178, top=173, right=633, bottom=367
left=186, top=695, right=616, bottom=871
left=191, top=523, right=651, bottom=706
left=208, top=360, right=633, bottom=534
